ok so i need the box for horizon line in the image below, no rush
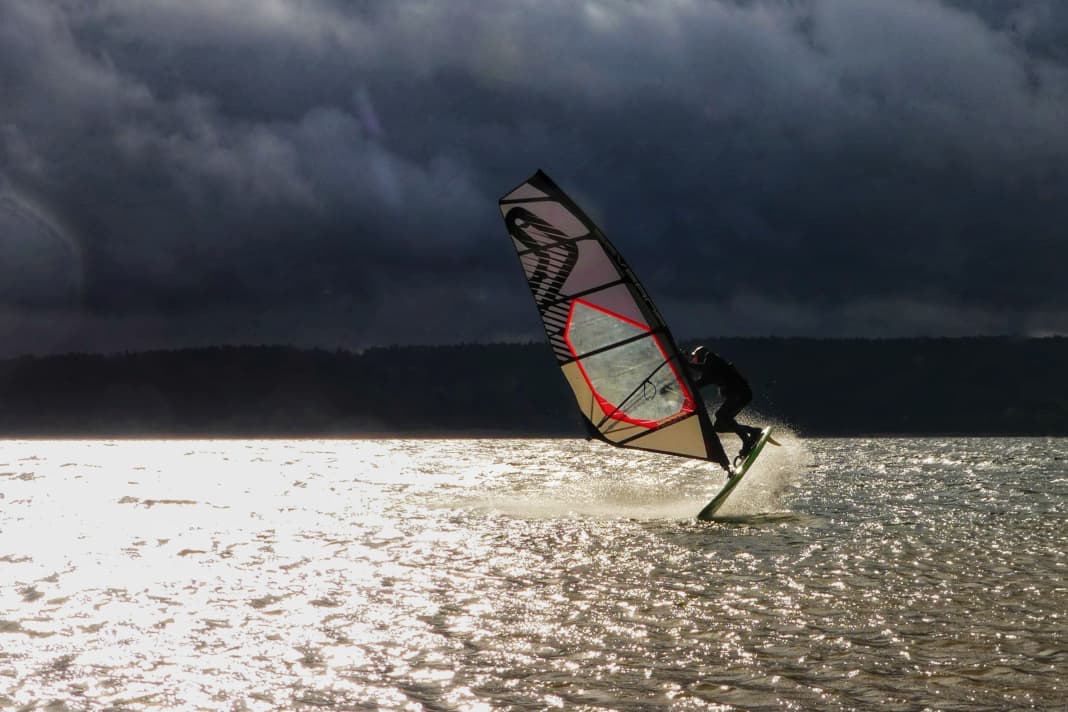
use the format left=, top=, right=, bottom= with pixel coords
left=3, top=333, right=1066, bottom=361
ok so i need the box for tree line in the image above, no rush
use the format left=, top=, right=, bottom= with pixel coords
left=0, top=337, right=1065, bottom=437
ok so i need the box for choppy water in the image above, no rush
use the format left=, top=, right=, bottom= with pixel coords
left=1, top=435, right=1066, bottom=710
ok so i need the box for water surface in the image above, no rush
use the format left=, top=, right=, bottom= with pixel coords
left=1, top=436, right=1065, bottom=709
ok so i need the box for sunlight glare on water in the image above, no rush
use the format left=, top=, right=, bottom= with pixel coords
left=1, top=437, right=1066, bottom=710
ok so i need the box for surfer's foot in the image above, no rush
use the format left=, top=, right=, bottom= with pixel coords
left=738, top=429, right=760, bottom=458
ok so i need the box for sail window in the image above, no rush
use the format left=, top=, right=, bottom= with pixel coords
left=565, top=299, right=694, bottom=428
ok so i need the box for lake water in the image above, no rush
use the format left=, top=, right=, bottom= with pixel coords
left=1, top=435, right=1066, bottom=710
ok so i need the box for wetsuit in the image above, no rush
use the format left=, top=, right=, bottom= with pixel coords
left=690, top=351, right=761, bottom=452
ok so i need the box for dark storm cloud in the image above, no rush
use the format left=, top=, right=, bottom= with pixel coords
left=2, top=0, right=1067, bottom=355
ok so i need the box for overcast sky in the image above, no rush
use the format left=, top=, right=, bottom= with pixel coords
left=2, top=0, right=1067, bottom=356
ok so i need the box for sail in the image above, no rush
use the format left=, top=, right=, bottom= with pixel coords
left=499, top=170, right=727, bottom=464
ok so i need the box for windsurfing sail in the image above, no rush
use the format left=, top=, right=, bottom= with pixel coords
left=499, top=170, right=728, bottom=466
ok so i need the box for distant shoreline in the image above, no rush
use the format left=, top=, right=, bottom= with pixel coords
left=2, top=432, right=1066, bottom=441
left=2, top=338, right=1066, bottom=437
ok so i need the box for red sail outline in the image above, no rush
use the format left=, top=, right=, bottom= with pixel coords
left=564, top=298, right=696, bottom=429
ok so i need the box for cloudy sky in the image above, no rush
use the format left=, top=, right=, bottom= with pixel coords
left=2, top=0, right=1067, bottom=355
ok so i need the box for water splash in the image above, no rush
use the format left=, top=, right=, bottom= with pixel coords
left=707, top=419, right=812, bottom=518
left=448, top=425, right=812, bottom=521
left=458, top=490, right=702, bottom=521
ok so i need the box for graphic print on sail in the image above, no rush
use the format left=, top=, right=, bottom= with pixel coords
left=499, top=170, right=729, bottom=466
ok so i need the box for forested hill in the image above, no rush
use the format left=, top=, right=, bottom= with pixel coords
left=1, top=338, right=1066, bottom=437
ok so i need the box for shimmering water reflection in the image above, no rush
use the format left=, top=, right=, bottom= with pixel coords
left=1, top=437, right=1066, bottom=709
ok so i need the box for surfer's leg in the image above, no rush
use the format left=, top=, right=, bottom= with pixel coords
left=713, top=394, right=746, bottom=434
left=715, top=398, right=761, bottom=459
left=712, top=412, right=740, bottom=434
left=717, top=386, right=762, bottom=454
left=716, top=384, right=750, bottom=420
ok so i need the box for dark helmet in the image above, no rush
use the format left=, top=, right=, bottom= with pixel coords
left=689, top=345, right=708, bottom=364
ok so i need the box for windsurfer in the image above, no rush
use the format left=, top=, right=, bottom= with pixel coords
left=688, top=346, right=763, bottom=463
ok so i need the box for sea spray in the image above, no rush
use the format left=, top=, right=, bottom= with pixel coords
left=713, top=417, right=811, bottom=518
left=448, top=425, right=811, bottom=521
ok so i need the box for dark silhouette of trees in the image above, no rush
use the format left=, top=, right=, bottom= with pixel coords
left=0, top=338, right=1065, bottom=437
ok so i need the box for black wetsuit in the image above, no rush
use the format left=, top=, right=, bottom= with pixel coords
left=690, top=351, right=761, bottom=445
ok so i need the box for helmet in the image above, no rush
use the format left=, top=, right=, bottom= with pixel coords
left=689, top=345, right=708, bottom=364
